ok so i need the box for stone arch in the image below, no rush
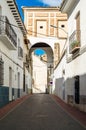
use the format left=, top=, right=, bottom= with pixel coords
left=29, top=42, right=54, bottom=94
left=29, top=42, right=54, bottom=67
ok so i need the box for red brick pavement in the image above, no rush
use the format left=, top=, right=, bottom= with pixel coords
left=51, top=95, right=86, bottom=127
left=0, top=95, right=30, bottom=119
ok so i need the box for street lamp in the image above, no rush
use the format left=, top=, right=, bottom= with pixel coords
left=50, top=25, right=68, bottom=35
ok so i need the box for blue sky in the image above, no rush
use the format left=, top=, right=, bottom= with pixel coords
left=34, top=49, right=45, bottom=56
left=16, top=0, right=62, bottom=20
left=16, top=0, right=62, bottom=56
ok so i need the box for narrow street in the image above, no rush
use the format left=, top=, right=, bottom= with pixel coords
left=0, top=94, right=85, bottom=130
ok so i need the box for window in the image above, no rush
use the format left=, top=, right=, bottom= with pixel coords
left=18, top=38, right=23, bottom=58
left=57, top=20, right=67, bottom=38
left=18, top=38, right=20, bottom=47
left=61, top=25, right=65, bottom=28
left=69, top=12, right=80, bottom=54
left=18, top=46, right=23, bottom=58
left=40, top=26, right=43, bottom=29
left=75, top=11, right=80, bottom=42
left=36, top=20, right=47, bottom=37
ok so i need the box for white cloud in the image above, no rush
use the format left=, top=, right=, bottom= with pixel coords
left=38, top=0, right=62, bottom=6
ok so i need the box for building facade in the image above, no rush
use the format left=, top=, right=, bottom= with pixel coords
left=54, top=0, right=86, bottom=112
left=0, top=0, right=29, bottom=108
left=22, top=7, right=67, bottom=93
left=32, top=53, right=47, bottom=93
left=22, top=7, right=67, bottom=65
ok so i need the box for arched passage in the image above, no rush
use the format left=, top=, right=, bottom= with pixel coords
left=29, top=42, right=54, bottom=94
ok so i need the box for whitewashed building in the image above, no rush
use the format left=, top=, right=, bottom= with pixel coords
left=0, top=0, right=29, bottom=108
left=54, top=0, right=86, bottom=112
left=32, top=53, right=47, bottom=93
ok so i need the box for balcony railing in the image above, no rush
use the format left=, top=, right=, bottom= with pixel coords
left=69, top=30, right=81, bottom=54
left=0, top=16, right=17, bottom=49
left=18, top=46, right=23, bottom=58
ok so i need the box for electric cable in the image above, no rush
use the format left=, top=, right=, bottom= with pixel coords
left=0, top=19, right=57, bottom=37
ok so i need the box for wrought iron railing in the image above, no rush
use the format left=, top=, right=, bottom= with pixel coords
left=0, top=16, right=17, bottom=47
left=18, top=46, right=23, bottom=58
left=69, top=30, right=81, bottom=53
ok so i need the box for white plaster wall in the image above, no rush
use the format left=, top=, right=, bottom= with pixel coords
left=80, top=0, right=86, bottom=47
left=66, top=0, right=86, bottom=97
left=0, top=0, right=24, bottom=97
left=32, top=54, right=47, bottom=93
left=66, top=52, right=86, bottom=89
left=68, top=7, right=79, bottom=36
left=53, top=55, right=66, bottom=100
left=54, top=50, right=86, bottom=103
left=54, top=0, right=86, bottom=111
left=68, top=0, right=86, bottom=47
left=25, top=68, right=32, bottom=91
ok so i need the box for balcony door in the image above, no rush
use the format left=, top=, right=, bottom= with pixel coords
left=17, top=72, right=20, bottom=97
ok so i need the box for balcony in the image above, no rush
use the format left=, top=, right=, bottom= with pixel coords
left=0, top=16, right=17, bottom=50
left=69, top=30, right=80, bottom=54
left=18, top=46, right=23, bottom=58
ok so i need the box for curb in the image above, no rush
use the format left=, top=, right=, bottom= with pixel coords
left=51, top=94, right=86, bottom=127
left=0, top=95, right=30, bottom=119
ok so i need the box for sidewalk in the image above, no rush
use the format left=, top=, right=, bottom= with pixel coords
left=0, top=95, right=30, bottom=119
left=51, top=95, right=86, bottom=127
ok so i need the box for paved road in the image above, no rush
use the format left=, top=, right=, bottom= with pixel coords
left=0, top=94, right=85, bottom=130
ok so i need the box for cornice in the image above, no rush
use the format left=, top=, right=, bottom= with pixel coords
left=6, top=0, right=27, bottom=37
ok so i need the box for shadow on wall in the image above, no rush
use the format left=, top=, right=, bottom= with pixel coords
left=54, top=77, right=64, bottom=100
left=53, top=73, right=86, bottom=110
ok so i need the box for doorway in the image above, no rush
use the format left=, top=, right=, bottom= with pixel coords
left=74, top=76, right=80, bottom=104
left=17, top=72, right=20, bottom=97
left=9, top=67, right=12, bottom=101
